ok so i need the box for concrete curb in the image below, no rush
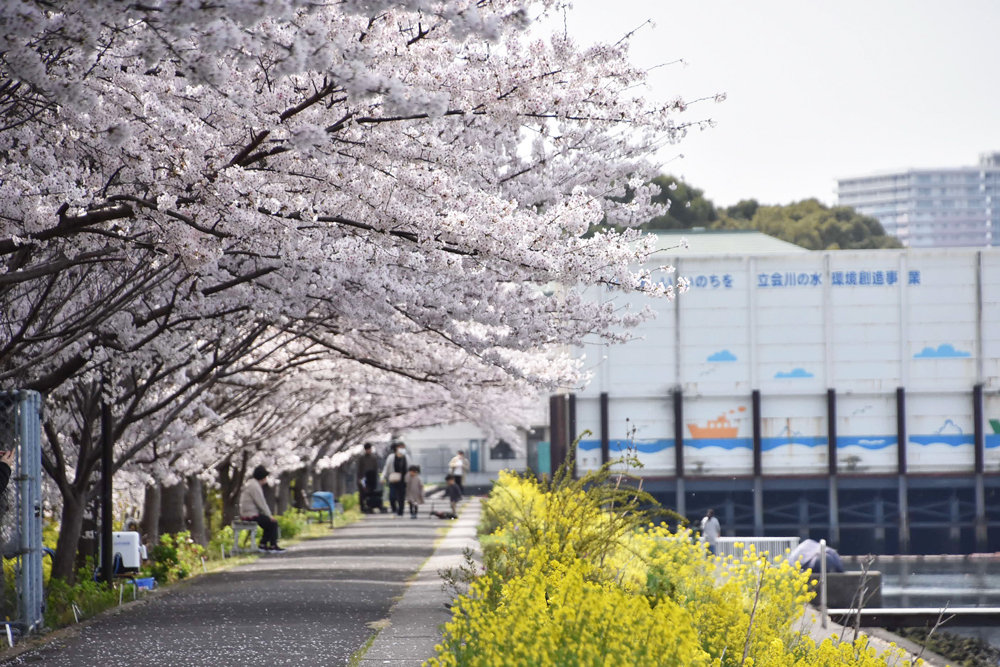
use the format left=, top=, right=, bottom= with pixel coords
left=800, top=605, right=949, bottom=667
left=357, top=499, right=481, bottom=667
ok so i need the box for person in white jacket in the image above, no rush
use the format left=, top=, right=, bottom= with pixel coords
left=447, top=451, right=466, bottom=494
left=700, top=509, right=721, bottom=556
left=381, top=442, right=409, bottom=517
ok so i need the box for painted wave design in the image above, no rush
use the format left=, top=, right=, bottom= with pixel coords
left=578, top=439, right=674, bottom=454
left=837, top=436, right=897, bottom=451
left=761, top=436, right=827, bottom=452
left=909, top=434, right=974, bottom=447
left=685, top=438, right=752, bottom=451
left=987, top=434, right=1000, bottom=450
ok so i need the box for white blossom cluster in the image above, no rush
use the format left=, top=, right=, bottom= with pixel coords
left=0, top=0, right=700, bottom=573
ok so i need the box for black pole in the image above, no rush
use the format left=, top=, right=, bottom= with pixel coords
left=101, top=401, right=114, bottom=585
left=599, top=392, right=610, bottom=465
left=896, top=387, right=907, bottom=475
left=827, top=389, right=838, bottom=475
left=548, top=395, right=567, bottom=475
left=567, top=393, right=577, bottom=479
left=568, top=393, right=577, bottom=446
left=974, top=384, right=985, bottom=475
left=673, top=389, right=684, bottom=477
left=751, top=390, right=762, bottom=477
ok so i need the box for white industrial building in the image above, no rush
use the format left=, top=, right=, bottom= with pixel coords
left=404, top=230, right=1000, bottom=554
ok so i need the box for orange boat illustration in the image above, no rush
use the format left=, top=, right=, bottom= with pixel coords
left=687, top=407, right=746, bottom=439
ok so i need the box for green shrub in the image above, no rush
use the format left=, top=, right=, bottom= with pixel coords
left=208, top=524, right=237, bottom=559
left=339, top=492, right=359, bottom=512
left=275, top=509, right=308, bottom=540
left=143, top=531, right=205, bottom=584
left=44, top=562, right=118, bottom=628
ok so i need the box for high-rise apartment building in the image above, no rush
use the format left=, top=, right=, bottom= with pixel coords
left=837, top=153, right=1000, bottom=248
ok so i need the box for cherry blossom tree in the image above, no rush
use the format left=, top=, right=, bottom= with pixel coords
left=1, top=0, right=709, bottom=577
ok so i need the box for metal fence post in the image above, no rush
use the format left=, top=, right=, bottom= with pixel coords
left=820, top=538, right=828, bottom=629
left=0, top=391, right=44, bottom=635
left=18, top=391, right=43, bottom=633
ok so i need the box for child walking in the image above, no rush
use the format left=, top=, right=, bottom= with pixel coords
left=444, top=474, right=463, bottom=517
left=406, top=465, right=424, bottom=519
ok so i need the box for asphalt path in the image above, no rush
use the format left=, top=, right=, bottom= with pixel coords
left=3, top=513, right=438, bottom=667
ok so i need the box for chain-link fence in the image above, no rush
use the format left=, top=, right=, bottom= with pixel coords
left=0, top=391, right=44, bottom=635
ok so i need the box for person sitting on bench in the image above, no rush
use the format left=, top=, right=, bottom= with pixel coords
left=239, top=465, right=285, bottom=553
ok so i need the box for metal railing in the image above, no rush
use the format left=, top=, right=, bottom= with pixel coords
left=0, top=391, right=44, bottom=635
left=715, top=536, right=800, bottom=562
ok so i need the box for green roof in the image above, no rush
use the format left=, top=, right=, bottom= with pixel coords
left=650, top=229, right=808, bottom=256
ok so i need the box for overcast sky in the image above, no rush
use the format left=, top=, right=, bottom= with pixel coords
left=560, top=0, right=1000, bottom=207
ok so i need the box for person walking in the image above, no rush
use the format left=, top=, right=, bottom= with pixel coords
left=447, top=450, right=466, bottom=494
left=382, top=442, right=409, bottom=517
left=444, top=474, right=463, bottom=517
left=239, top=465, right=285, bottom=552
left=357, top=443, right=379, bottom=513
left=700, top=509, right=721, bottom=556
left=405, top=465, right=424, bottom=519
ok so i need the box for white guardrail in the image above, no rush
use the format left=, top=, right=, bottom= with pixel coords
left=715, top=537, right=800, bottom=562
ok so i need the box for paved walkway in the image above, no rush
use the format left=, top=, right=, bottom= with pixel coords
left=2, top=504, right=478, bottom=667
left=359, top=499, right=480, bottom=666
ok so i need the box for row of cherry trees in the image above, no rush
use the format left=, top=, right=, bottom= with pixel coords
left=1, top=0, right=704, bottom=579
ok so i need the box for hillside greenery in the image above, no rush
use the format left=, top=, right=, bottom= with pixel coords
left=644, top=175, right=903, bottom=251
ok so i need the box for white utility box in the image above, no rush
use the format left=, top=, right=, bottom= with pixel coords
left=111, top=531, right=145, bottom=574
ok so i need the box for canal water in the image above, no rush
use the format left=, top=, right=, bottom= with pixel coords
left=848, top=559, right=1000, bottom=648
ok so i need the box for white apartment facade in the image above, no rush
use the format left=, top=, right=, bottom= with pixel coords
left=837, top=152, right=1000, bottom=249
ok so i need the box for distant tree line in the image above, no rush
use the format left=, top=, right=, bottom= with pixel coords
left=643, top=175, right=903, bottom=250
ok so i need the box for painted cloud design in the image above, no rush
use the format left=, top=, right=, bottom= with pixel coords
left=775, top=368, right=814, bottom=379
left=913, top=344, right=971, bottom=359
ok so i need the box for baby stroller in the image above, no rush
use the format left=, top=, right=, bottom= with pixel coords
left=360, top=478, right=387, bottom=514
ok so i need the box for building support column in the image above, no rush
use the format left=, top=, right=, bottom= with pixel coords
left=548, top=395, right=568, bottom=477
left=568, top=393, right=577, bottom=479
left=975, top=474, right=987, bottom=553
left=828, top=477, right=840, bottom=549
left=827, top=388, right=839, bottom=548
left=874, top=494, right=886, bottom=555
left=753, top=477, right=764, bottom=537
left=599, top=392, right=610, bottom=466
left=673, top=388, right=685, bottom=517
left=974, top=384, right=988, bottom=552
left=724, top=494, right=736, bottom=538
left=799, top=494, right=810, bottom=541
left=898, top=475, right=910, bottom=555
left=896, top=387, right=910, bottom=554
left=752, top=390, right=762, bottom=478
left=949, top=493, right=962, bottom=553
left=751, top=389, right=764, bottom=535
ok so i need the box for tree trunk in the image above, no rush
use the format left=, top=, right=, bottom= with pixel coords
left=218, top=454, right=248, bottom=527
left=322, top=468, right=338, bottom=496
left=276, top=472, right=291, bottom=515
left=51, top=492, right=86, bottom=582
left=184, top=476, right=207, bottom=546
left=292, top=468, right=309, bottom=510
left=159, top=481, right=187, bottom=536
left=141, top=482, right=161, bottom=546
